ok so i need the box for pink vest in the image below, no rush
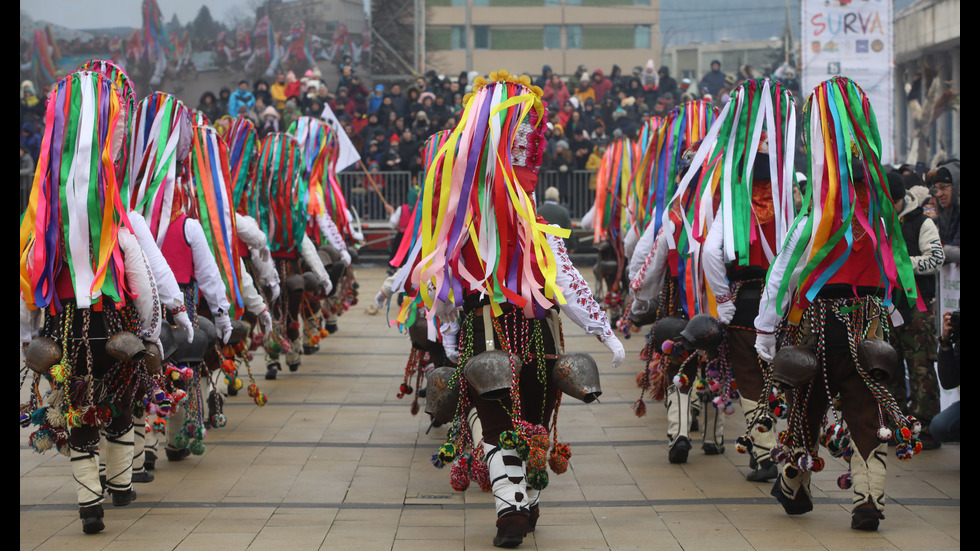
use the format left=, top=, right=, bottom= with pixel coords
left=160, top=215, right=195, bottom=285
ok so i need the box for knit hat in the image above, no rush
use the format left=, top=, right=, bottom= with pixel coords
left=556, top=139, right=569, bottom=150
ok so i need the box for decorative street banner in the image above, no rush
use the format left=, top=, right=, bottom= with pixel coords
left=801, top=0, right=894, bottom=164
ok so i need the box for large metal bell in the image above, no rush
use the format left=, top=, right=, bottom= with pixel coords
left=553, top=353, right=602, bottom=403
left=144, top=340, right=163, bottom=374
left=226, top=319, right=250, bottom=346
left=158, top=324, right=179, bottom=361
left=680, top=313, right=723, bottom=352
left=196, top=317, right=218, bottom=348
left=106, top=331, right=147, bottom=362
left=303, top=272, right=320, bottom=293
left=424, top=366, right=460, bottom=424
left=171, top=324, right=211, bottom=365
left=408, top=314, right=434, bottom=352
left=856, top=339, right=899, bottom=384
left=25, top=337, right=62, bottom=374
left=651, top=316, right=688, bottom=350
left=771, top=345, right=819, bottom=391
left=463, top=350, right=520, bottom=401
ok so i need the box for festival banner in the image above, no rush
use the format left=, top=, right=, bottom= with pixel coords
left=801, top=0, right=894, bottom=164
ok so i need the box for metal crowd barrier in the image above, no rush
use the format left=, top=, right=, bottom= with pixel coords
left=336, top=169, right=598, bottom=222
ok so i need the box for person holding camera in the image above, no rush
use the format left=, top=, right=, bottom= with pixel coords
left=885, top=172, right=945, bottom=450
left=931, top=310, right=960, bottom=443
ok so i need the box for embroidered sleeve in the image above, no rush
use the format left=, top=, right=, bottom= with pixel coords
left=548, top=231, right=614, bottom=340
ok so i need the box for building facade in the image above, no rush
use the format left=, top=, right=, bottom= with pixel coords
left=424, top=0, right=659, bottom=78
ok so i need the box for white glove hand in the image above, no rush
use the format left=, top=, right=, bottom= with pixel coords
left=259, top=247, right=271, bottom=263
left=375, top=290, right=389, bottom=310
left=320, top=276, right=333, bottom=296
left=444, top=343, right=459, bottom=364
left=601, top=333, right=626, bottom=369
left=630, top=297, right=651, bottom=317
left=269, top=281, right=281, bottom=302
left=215, top=312, right=233, bottom=344
left=754, top=332, right=777, bottom=363
left=258, top=309, right=273, bottom=334
left=715, top=299, right=736, bottom=325
left=174, top=310, right=194, bottom=343
left=340, top=249, right=352, bottom=266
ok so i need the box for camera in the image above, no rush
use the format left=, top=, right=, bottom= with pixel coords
left=950, top=310, right=960, bottom=342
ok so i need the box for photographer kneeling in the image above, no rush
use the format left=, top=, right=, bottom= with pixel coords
left=931, top=310, right=960, bottom=443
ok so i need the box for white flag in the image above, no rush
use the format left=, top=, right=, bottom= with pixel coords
left=320, top=103, right=362, bottom=173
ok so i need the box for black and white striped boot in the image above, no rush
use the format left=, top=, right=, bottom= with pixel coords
left=131, top=414, right=154, bottom=483
left=665, top=384, right=692, bottom=464
left=740, top=397, right=777, bottom=481
left=483, top=441, right=530, bottom=548
left=701, top=398, right=725, bottom=455
left=850, top=442, right=887, bottom=531
left=71, top=442, right=105, bottom=534
left=103, top=422, right=136, bottom=507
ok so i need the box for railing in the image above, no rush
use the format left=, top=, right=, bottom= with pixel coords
left=337, top=169, right=597, bottom=222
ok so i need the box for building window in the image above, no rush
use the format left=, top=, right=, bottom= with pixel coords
left=566, top=25, right=582, bottom=49
left=635, top=25, right=651, bottom=49
left=474, top=25, right=490, bottom=49
left=544, top=25, right=561, bottom=50
left=451, top=26, right=466, bottom=50
left=545, top=0, right=562, bottom=5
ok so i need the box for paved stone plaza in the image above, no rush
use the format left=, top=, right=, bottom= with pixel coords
left=20, top=265, right=960, bottom=550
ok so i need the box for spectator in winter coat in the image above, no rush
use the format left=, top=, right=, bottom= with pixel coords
left=590, top=69, right=613, bottom=103
left=543, top=74, right=571, bottom=111
left=270, top=73, right=288, bottom=110
left=228, top=80, right=256, bottom=118
left=700, top=60, right=727, bottom=98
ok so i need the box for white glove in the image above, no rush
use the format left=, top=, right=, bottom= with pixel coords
left=630, top=297, right=651, bottom=317
left=715, top=299, right=736, bottom=325
left=444, top=343, right=459, bottom=364
left=375, top=290, right=389, bottom=310
left=268, top=281, right=281, bottom=303
left=259, top=247, right=271, bottom=263
left=258, top=309, right=273, bottom=334
left=215, top=312, right=233, bottom=344
left=320, top=276, right=333, bottom=296
left=340, top=249, right=352, bottom=266
left=174, top=310, right=194, bottom=343
left=755, top=332, right=777, bottom=363
left=600, top=333, right=626, bottom=369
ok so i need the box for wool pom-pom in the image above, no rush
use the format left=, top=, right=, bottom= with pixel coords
left=30, top=429, right=55, bottom=453
left=708, top=379, right=721, bottom=393
left=896, top=444, right=913, bottom=461
left=515, top=436, right=531, bottom=460
left=528, top=447, right=547, bottom=472
left=811, top=456, right=825, bottom=472
left=472, top=460, right=492, bottom=491
left=50, top=363, right=70, bottom=384
left=548, top=450, right=568, bottom=474
left=662, top=341, right=674, bottom=354
left=551, top=442, right=571, bottom=459
left=899, top=426, right=912, bottom=441
left=221, top=359, right=236, bottom=374
left=530, top=434, right=549, bottom=451
left=173, top=389, right=188, bottom=403
left=211, top=413, right=227, bottom=428
left=31, top=407, right=48, bottom=426
left=20, top=412, right=31, bottom=428
left=438, top=442, right=457, bottom=464
left=65, top=409, right=83, bottom=428
left=876, top=427, right=893, bottom=442
left=499, top=430, right=519, bottom=450
left=723, top=401, right=736, bottom=415
left=837, top=471, right=853, bottom=490
left=673, top=373, right=688, bottom=388
left=908, top=416, right=922, bottom=438
left=755, top=416, right=774, bottom=433
left=782, top=462, right=800, bottom=479
left=174, top=432, right=189, bottom=448
left=189, top=439, right=206, bottom=455
left=450, top=459, right=471, bottom=491
left=527, top=469, right=549, bottom=490
left=735, top=435, right=753, bottom=454
left=431, top=452, right=446, bottom=469
left=632, top=399, right=647, bottom=418
left=253, top=392, right=268, bottom=406
left=694, top=378, right=707, bottom=392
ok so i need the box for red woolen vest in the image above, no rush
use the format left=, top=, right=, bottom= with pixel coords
left=160, top=214, right=195, bottom=285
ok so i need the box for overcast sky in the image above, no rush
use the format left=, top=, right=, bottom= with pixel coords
left=21, top=0, right=369, bottom=29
